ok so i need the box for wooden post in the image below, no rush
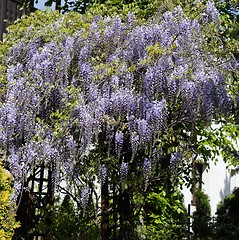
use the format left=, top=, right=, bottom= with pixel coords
left=188, top=204, right=191, bottom=239
left=0, top=0, right=7, bottom=40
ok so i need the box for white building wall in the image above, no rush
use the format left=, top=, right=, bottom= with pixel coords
left=202, top=157, right=231, bottom=215
left=183, top=157, right=239, bottom=216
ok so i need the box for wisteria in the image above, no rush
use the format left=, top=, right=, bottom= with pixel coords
left=0, top=3, right=236, bottom=197
left=142, top=158, right=152, bottom=183
left=115, top=131, right=124, bottom=158
left=205, top=1, right=220, bottom=23
left=170, top=152, right=183, bottom=175
left=80, top=186, right=90, bottom=209
left=99, top=164, right=107, bottom=184
left=119, top=162, right=129, bottom=182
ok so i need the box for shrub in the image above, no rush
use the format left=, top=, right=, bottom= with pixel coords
left=144, top=186, right=188, bottom=239
left=0, top=163, right=20, bottom=240
left=35, top=195, right=99, bottom=240
left=214, top=187, right=239, bottom=239
left=192, top=190, right=212, bottom=240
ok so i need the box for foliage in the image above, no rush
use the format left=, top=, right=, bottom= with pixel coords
left=35, top=195, right=99, bottom=240
left=28, top=0, right=168, bottom=17
left=143, top=185, right=187, bottom=239
left=214, top=187, right=239, bottom=239
left=29, top=0, right=239, bottom=16
left=192, top=190, right=212, bottom=240
left=0, top=163, right=20, bottom=240
left=0, top=1, right=238, bottom=239
left=1, top=0, right=235, bottom=193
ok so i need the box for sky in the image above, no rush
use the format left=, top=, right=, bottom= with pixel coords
left=34, top=0, right=68, bottom=10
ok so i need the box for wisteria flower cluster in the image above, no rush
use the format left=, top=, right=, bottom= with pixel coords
left=0, top=3, right=236, bottom=197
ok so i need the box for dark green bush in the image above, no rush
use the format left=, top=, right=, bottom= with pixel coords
left=214, top=187, right=239, bottom=240
left=192, top=190, right=212, bottom=240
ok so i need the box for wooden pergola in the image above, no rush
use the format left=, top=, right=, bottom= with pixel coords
left=0, top=0, right=34, bottom=40
left=15, top=164, right=55, bottom=240
left=0, top=0, right=62, bottom=40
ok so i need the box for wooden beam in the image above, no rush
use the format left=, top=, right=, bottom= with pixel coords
left=0, top=0, right=7, bottom=40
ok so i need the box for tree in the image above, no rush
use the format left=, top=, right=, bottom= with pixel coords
left=29, top=0, right=239, bottom=14
left=0, top=2, right=238, bottom=239
left=28, top=0, right=160, bottom=14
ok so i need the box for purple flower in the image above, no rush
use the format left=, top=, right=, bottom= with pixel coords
left=79, top=45, right=89, bottom=61
left=115, top=131, right=124, bottom=158
left=143, top=67, right=164, bottom=99
left=1, top=102, right=17, bottom=126
left=99, top=164, right=107, bottom=184
left=119, top=161, right=128, bottom=182
left=146, top=99, right=168, bottom=132
left=206, top=2, right=220, bottom=23
left=127, top=12, right=136, bottom=25
left=79, top=62, right=94, bottom=82
left=0, top=6, right=234, bottom=201
left=201, top=79, right=217, bottom=119
left=180, top=18, right=191, bottom=32
left=137, top=119, right=151, bottom=144
left=143, top=158, right=152, bottom=180
left=130, top=132, right=139, bottom=157
left=110, top=89, right=136, bottom=117
left=80, top=186, right=90, bottom=209
left=181, top=81, right=199, bottom=120
left=66, top=135, right=77, bottom=154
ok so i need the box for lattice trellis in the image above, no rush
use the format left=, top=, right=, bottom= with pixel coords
left=14, top=164, right=55, bottom=240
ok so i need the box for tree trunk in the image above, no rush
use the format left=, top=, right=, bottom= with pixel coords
left=101, top=180, right=109, bottom=240
left=119, top=189, right=134, bottom=240
left=113, top=184, right=117, bottom=240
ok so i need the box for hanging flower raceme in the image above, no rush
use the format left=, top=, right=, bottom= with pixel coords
left=0, top=4, right=236, bottom=195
